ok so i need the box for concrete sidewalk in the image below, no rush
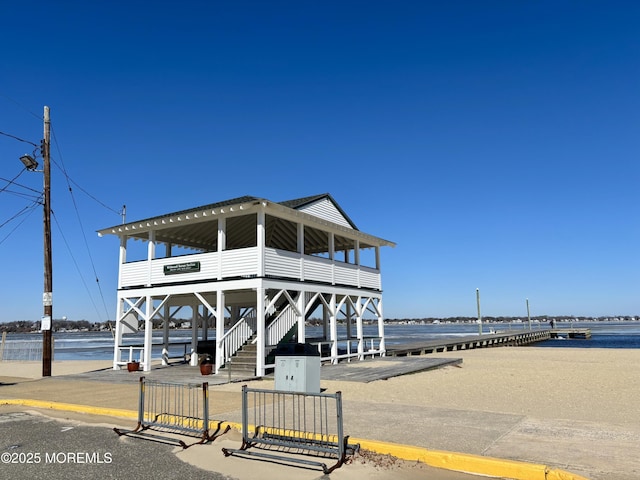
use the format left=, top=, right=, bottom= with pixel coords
left=0, top=360, right=606, bottom=480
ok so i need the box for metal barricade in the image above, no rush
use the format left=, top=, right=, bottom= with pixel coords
left=114, top=377, right=229, bottom=448
left=222, top=385, right=357, bottom=473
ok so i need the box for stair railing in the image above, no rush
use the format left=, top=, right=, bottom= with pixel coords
left=263, top=303, right=299, bottom=347
left=218, top=313, right=257, bottom=368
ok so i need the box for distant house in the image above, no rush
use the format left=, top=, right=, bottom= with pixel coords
left=98, top=194, right=395, bottom=376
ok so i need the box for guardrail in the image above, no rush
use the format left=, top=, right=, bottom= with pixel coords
left=114, top=377, right=229, bottom=448
left=222, top=386, right=357, bottom=473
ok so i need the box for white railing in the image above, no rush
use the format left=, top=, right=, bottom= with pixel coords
left=120, top=246, right=381, bottom=290
left=265, top=303, right=299, bottom=347
left=309, top=336, right=384, bottom=363
left=218, top=314, right=257, bottom=368
left=116, top=346, right=145, bottom=366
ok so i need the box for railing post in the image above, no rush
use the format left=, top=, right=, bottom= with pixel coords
left=137, top=376, right=145, bottom=428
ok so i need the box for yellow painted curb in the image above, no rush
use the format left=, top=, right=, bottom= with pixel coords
left=1, top=399, right=590, bottom=480
left=351, top=437, right=590, bottom=480
left=0, top=398, right=138, bottom=420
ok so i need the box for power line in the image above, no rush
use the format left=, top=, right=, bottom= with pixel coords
left=51, top=126, right=122, bottom=216
left=51, top=211, right=110, bottom=322
left=0, top=168, right=28, bottom=194
left=0, top=94, right=42, bottom=120
left=0, top=130, right=38, bottom=147
left=0, top=200, right=41, bottom=245
left=0, top=176, right=42, bottom=196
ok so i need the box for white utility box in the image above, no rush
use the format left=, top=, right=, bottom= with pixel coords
left=274, top=355, right=321, bottom=393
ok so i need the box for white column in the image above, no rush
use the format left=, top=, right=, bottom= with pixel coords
left=217, top=217, right=225, bottom=280
left=256, top=286, right=266, bottom=376
left=356, top=297, right=364, bottom=360
left=162, top=303, right=170, bottom=366
left=375, top=246, right=381, bottom=290
left=329, top=294, right=338, bottom=364
left=215, top=289, right=225, bottom=373
left=297, top=290, right=306, bottom=342
left=118, top=236, right=127, bottom=290
left=257, top=210, right=265, bottom=277
left=354, top=239, right=361, bottom=288
left=147, top=231, right=156, bottom=287
left=329, top=232, right=335, bottom=285
left=377, top=298, right=386, bottom=356
left=190, top=304, right=198, bottom=366
left=112, top=296, right=125, bottom=370
left=143, top=295, right=152, bottom=371
left=298, top=222, right=304, bottom=280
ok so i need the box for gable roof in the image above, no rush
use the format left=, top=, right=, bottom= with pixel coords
left=97, top=194, right=395, bottom=250
left=279, top=193, right=357, bottom=229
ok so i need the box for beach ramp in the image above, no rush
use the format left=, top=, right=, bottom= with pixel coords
left=113, top=376, right=229, bottom=448
left=222, top=385, right=358, bottom=473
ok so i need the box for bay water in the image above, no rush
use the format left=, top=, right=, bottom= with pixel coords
left=3, top=321, right=639, bottom=361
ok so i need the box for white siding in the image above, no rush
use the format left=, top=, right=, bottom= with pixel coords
left=118, top=246, right=381, bottom=290
left=265, top=248, right=300, bottom=279
left=220, top=247, right=258, bottom=278
left=120, top=261, right=148, bottom=288
left=150, top=252, right=218, bottom=284
left=297, top=197, right=352, bottom=228
left=304, top=256, right=334, bottom=284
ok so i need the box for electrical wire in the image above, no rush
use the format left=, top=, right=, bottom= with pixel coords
left=50, top=125, right=116, bottom=321
left=51, top=211, right=110, bottom=322
left=0, top=130, right=38, bottom=147
left=0, top=168, right=28, bottom=194
left=0, top=176, right=42, bottom=196
left=0, top=200, right=41, bottom=245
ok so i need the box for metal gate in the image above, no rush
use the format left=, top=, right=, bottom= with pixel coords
left=114, top=377, right=229, bottom=448
left=222, top=385, right=357, bottom=473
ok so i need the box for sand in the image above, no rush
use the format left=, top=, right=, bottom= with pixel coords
left=2, top=347, right=639, bottom=479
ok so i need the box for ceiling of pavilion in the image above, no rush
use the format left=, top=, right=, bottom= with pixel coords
left=98, top=195, right=391, bottom=255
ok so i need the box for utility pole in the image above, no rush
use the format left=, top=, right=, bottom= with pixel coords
left=42, top=106, right=52, bottom=377
left=476, top=288, right=482, bottom=335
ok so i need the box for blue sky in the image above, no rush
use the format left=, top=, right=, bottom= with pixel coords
left=1, top=1, right=638, bottom=322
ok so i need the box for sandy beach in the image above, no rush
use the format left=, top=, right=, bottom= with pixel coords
left=1, top=347, right=639, bottom=479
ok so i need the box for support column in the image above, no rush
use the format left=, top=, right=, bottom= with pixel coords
left=215, top=289, right=225, bottom=373
left=256, top=286, right=266, bottom=376
left=297, top=290, right=306, bottom=343
left=356, top=297, right=364, bottom=360
left=217, top=217, right=225, bottom=280
left=298, top=222, right=304, bottom=281
left=147, top=231, right=155, bottom=287
left=257, top=209, right=265, bottom=277
left=143, top=295, right=152, bottom=371
left=190, top=305, right=198, bottom=366
left=112, top=296, right=125, bottom=370
left=118, top=236, right=127, bottom=290
left=377, top=298, right=386, bottom=356
left=162, top=303, right=170, bottom=366
left=329, top=294, right=338, bottom=364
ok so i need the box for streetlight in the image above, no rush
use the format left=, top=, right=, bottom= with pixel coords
left=20, top=106, right=52, bottom=377
left=19, top=154, right=39, bottom=171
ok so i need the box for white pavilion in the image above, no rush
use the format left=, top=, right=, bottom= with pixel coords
left=97, top=194, right=395, bottom=376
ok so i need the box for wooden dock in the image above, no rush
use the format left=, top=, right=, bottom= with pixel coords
left=385, top=329, right=557, bottom=357
left=550, top=328, right=591, bottom=339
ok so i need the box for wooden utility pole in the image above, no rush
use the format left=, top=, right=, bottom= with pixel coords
left=42, top=106, right=52, bottom=377
left=476, top=288, right=482, bottom=335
